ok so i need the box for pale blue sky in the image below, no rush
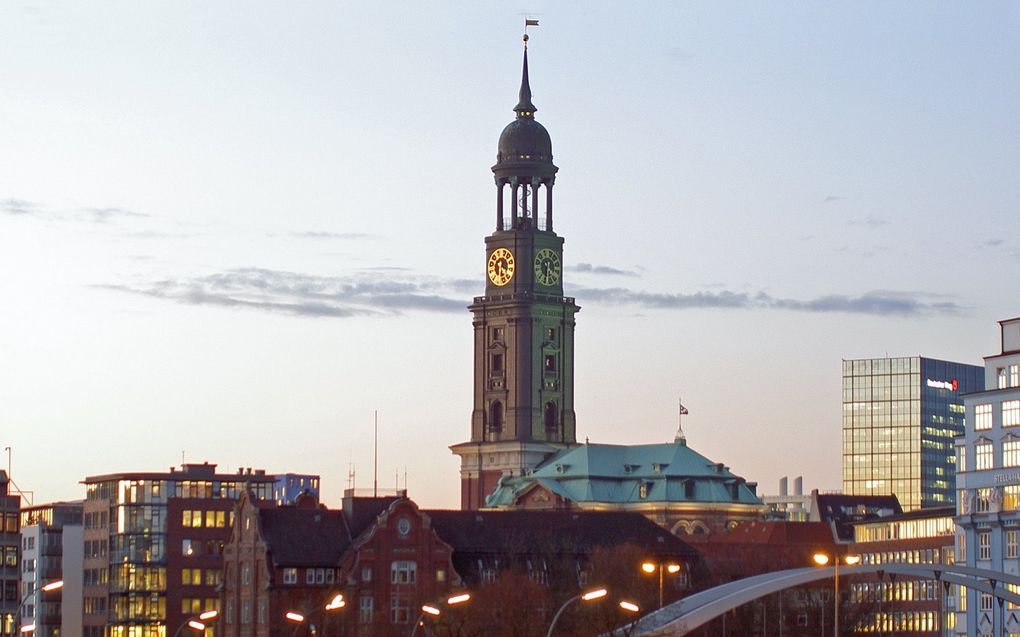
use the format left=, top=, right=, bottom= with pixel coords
left=1, top=2, right=1017, bottom=508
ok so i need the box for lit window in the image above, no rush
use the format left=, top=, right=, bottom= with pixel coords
left=975, top=404, right=993, bottom=430
left=1000, top=368, right=1010, bottom=390
left=1004, top=401, right=1020, bottom=427
left=1006, top=441, right=1020, bottom=468
left=1006, top=485, right=1020, bottom=511
left=977, top=487, right=994, bottom=512
left=1012, top=365, right=1019, bottom=388
left=979, top=531, right=991, bottom=560
left=390, top=560, right=417, bottom=584
left=976, top=443, right=994, bottom=470
left=957, top=447, right=967, bottom=473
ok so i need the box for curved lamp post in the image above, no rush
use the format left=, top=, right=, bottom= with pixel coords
left=286, top=592, right=347, bottom=637
left=171, top=610, right=218, bottom=637
left=641, top=560, right=682, bottom=609
left=545, top=587, right=608, bottom=637
left=409, top=592, right=471, bottom=637
left=10, top=580, right=62, bottom=636
left=812, top=552, right=860, bottom=637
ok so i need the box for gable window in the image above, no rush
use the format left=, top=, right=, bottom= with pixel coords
left=391, top=560, right=417, bottom=585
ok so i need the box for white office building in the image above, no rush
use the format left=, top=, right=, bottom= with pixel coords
left=20, top=502, right=83, bottom=637
left=954, top=316, right=1020, bottom=637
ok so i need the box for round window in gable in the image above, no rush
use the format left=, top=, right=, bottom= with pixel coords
left=397, top=517, right=412, bottom=537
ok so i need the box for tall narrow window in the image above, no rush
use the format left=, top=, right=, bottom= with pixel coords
left=975, top=404, right=993, bottom=430
left=491, top=354, right=503, bottom=374
left=544, top=355, right=556, bottom=372
left=1004, top=401, right=1020, bottom=427
left=976, top=443, right=993, bottom=470
left=489, top=402, right=504, bottom=433
left=544, top=402, right=557, bottom=431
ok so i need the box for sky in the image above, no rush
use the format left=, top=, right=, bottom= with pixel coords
left=1, top=2, right=1018, bottom=510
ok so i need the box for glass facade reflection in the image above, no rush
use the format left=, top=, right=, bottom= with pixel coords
left=82, top=464, right=279, bottom=637
left=842, top=356, right=983, bottom=511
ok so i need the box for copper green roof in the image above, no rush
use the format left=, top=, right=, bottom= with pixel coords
left=485, top=440, right=762, bottom=507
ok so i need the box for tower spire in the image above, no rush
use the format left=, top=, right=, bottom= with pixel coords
left=514, top=35, right=537, bottom=116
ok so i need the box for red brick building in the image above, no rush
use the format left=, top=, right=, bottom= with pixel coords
left=222, top=491, right=697, bottom=637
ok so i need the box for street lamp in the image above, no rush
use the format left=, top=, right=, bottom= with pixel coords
left=641, top=560, right=682, bottom=608
left=409, top=592, right=472, bottom=637
left=812, top=552, right=860, bottom=637
left=10, top=581, right=63, bottom=637
left=287, top=593, right=346, bottom=637
left=545, top=587, right=608, bottom=637
left=172, top=610, right=218, bottom=637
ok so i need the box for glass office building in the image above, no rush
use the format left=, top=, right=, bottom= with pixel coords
left=842, top=356, right=984, bottom=511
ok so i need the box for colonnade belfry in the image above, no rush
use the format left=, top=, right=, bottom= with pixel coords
left=493, top=41, right=558, bottom=232
left=452, top=36, right=579, bottom=510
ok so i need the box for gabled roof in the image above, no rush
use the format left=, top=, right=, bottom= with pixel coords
left=424, top=509, right=696, bottom=557
left=811, top=492, right=902, bottom=541
left=259, top=507, right=351, bottom=567
left=486, top=440, right=762, bottom=507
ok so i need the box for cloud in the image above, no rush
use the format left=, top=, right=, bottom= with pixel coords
left=2, top=198, right=41, bottom=216
left=566, top=285, right=960, bottom=317
left=567, top=262, right=640, bottom=278
left=289, top=231, right=373, bottom=240
left=824, top=195, right=844, bottom=202
left=100, top=268, right=469, bottom=318
left=2, top=198, right=147, bottom=224
left=982, top=238, right=1005, bottom=248
left=101, top=267, right=960, bottom=320
left=848, top=215, right=888, bottom=228
left=83, top=207, right=148, bottom=223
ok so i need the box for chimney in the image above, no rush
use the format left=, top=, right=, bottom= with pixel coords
left=794, top=476, right=803, bottom=496
left=779, top=476, right=788, bottom=497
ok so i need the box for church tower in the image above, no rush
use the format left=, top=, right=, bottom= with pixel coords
left=451, top=39, right=580, bottom=510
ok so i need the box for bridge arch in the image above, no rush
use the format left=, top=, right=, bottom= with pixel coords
left=626, top=563, right=1020, bottom=636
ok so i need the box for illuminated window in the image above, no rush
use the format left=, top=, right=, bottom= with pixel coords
left=979, top=531, right=991, bottom=560
left=957, top=447, right=967, bottom=472
left=976, top=443, right=994, bottom=470
left=390, top=561, right=417, bottom=585
left=182, top=568, right=201, bottom=586
left=1006, top=442, right=1020, bottom=468
left=1004, top=401, right=1020, bottom=428
left=1012, top=365, right=1019, bottom=388
left=1001, top=368, right=1010, bottom=390
left=975, top=404, right=993, bottom=430
left=977, top=488, right=994, bottom=512
left=1006, top=486, right=1020, bottom=511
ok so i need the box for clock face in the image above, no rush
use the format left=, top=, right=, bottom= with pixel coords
left=534, top=248, right=561, bottom=286
left=487, top=247, right=515, bottom=286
